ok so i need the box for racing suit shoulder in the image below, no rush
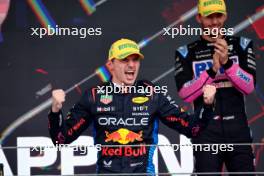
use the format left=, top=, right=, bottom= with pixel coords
left=239, top=36, right=253, bottom=51
left=174, top=44, right=193, bottom=91
left=226, top=36, right=252, bottom=50
left=89, top=81, right=111, bottom=101
left=134, top=80, right=157, bottom=98
left=175, top=41, right=198, bottom=59
left=136, top=79, right=155, bottom=87
left=226, top=36, right=253, bottom=53
left=176, top=45, right=189, bottom=59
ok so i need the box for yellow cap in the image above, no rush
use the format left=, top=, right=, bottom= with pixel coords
left=108, top=38, right=144, bottom=60
left=198, top=0, right=226, bottom=17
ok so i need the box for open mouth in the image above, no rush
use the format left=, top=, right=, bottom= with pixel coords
left=125, top=71, right=135, bottom=80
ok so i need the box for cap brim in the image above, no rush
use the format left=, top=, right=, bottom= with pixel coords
left=202, top=10, right=226, bottom=17
left=112, top=52, right=144, bottom=60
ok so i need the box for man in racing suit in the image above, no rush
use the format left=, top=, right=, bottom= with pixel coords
left=174, top=0, right=256, bottom=174
left=48, top=38, right=216, bottom=174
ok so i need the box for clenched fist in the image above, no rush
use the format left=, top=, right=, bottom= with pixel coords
left=52, top=89, right=65, bottom=113
left=203, top=85, right=216, bottom=105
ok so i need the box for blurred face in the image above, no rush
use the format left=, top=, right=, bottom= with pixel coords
left=107, top=54, right=140, bottom=86
left=196, top=13, right=227, bottom=41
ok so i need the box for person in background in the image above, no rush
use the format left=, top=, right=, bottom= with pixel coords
left=174, top=0, right=256, bottom=174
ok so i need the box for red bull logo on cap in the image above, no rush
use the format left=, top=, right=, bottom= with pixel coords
left=105, top=128, right=143, bottom=144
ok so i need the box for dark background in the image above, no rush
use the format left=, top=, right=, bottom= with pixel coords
left=0, top=0, right=263, bottom=174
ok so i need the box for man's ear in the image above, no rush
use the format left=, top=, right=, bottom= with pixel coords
left=196, top=14, right=202, bottom=24
left=106, top=60, right=113, bottom=72
left=223, top=14, right=227, bottom=22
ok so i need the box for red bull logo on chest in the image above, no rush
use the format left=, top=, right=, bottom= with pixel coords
left=105, top=128, right=143, bottom=144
